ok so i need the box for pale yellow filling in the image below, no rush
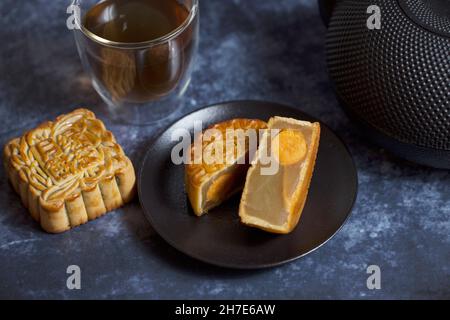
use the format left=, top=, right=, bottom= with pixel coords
left=241, top=127, right=309, bottom=227
left=206, top=172, right=234, bottom=204
left=204, top=164, right=249, bottom=210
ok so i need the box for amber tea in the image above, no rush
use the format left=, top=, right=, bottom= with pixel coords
left=81, top=0, right=196, bottom=103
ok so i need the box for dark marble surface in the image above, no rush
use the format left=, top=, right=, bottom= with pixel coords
left=0, top=0, right=449, bottom=299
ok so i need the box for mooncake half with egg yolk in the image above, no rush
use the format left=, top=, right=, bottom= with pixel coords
left=239, top=116, right=320, bottom=234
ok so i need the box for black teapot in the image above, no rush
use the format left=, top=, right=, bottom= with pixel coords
left=319, top=0, right=450, bottom=169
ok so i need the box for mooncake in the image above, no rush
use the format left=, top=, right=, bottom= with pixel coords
left=3, top=109, right=136, bottom=233
left=239, top=116, right=320, bottom=234
left=185, top=119, right=267, bottom=216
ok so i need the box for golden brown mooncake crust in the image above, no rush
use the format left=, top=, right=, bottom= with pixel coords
left=185, top=118, right=267, bottom=216
left=3, top=108, right=136, bottom=233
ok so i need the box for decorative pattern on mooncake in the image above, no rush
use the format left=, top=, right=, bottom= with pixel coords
left=3, top=109, right=136, bottom=233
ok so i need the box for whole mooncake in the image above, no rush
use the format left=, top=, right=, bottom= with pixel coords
left=3, top=109, right=136, bottom=233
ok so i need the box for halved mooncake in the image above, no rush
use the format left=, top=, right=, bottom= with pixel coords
left=3, top=109, right=136, bottom=233
left=185, top=119, right=267, bottom=216
left=239, top=116, right=320, bottom=234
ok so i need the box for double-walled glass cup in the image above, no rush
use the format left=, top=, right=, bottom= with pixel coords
left=72, top=0, right=199, bottom=125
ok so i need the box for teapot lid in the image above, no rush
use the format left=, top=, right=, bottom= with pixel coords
left=398, top=0, right=450, bottom=38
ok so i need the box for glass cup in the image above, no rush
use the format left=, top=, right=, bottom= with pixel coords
left=72, top=0, right=199, bottom=125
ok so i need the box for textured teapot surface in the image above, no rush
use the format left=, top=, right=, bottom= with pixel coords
left=324, top=0, right=450, bottom=168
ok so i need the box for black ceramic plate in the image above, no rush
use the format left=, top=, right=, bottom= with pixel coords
left=138, top=101, right=358, bottom=269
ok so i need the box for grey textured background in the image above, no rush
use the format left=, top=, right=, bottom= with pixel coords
left=0, top=0, right=449, bottom=299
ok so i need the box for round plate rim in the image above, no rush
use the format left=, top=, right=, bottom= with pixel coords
left=138, top=100, right=359, bottom=269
